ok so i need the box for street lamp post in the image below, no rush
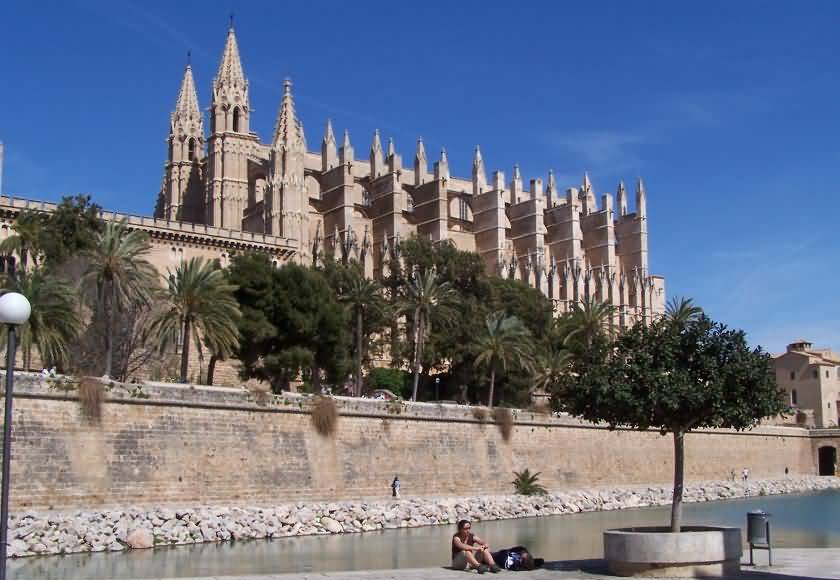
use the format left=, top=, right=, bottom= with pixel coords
left=435, top=377, right=440, bottom=402
left=0, top=292, right=31, bottom=580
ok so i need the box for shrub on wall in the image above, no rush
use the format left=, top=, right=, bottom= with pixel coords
left=310, top=395, right=339, bottom=437
left=493, top=407, right=514, bottom=441
left=78, top=379, right=104, bottom=423
left=471, top=406, right=489, bottom=422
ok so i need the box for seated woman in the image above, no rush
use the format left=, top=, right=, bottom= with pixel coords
left=451, top=519, right=501, bottom=574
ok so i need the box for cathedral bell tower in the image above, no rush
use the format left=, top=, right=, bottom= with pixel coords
left=205, top=23, right=256, bottom=229
left=158, top=57, right=205, bottom=222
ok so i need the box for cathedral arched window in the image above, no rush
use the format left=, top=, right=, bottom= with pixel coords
left=232, top=107, right=241, bottom=132
left=188, top=138, right=196, bottom=161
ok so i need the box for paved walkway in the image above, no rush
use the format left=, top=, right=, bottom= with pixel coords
left=142, top=548, right=840, bottom=580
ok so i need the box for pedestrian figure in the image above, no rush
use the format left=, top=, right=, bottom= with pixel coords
left=741, top=467, right=749, bottom=484
left=730, top=469, right=736, bottom=482
left=391, top=475, right=401, bottom=498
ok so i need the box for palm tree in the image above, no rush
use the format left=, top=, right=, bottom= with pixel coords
left=339, top=274, right=387, bottom=396
left=533, top=345, right=572, bottom=395
left=147, top=257, right=240, bottom=384
left=474, top=311, right=534, bottom=407
left=560, top=298, right=615, bottom=351
left=0, top=210, right=44, bottom=271
left=82, top=219, right=157, bottom=378
left=398, top=270, right=456, bottom=401
left=665, top=296, right=702, bottom=328
left=2, top=268, right=81, bottom=370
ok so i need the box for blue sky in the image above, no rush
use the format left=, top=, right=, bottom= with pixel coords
left=1, top=0, right=839, bottom=353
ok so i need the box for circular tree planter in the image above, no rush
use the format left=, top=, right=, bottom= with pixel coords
left=604, top=526, right=742, bottom=578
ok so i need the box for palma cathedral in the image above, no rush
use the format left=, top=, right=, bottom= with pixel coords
left=153, top=24, right=665, bottom=325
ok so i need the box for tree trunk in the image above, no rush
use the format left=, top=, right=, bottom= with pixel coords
left=487, top=367, right=496, bottom=408
left=355, top=309, right=363, bottom=397
left=207, top=355, right=217, bottom=386
left=411, top=311, right=422, bottom=402
left=103, top=283, right=113, bottom=379
left=670, top=430, right=685, bottom=533
left=179, top=318, right=191, bottom=383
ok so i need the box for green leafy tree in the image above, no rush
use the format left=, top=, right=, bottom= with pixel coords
left=336, top=269, right=388, bottom=396
left=474, top=311, right=534, bottom=407
left=2, top=268, right=81, bottom=370
left=554, top=314, right=787, bottom=532
left=82, top=219, right=158, bottom=378
left=398, top=270, right=456, bottom=401
left=0, top=210, right=44, bottom=271
left=229, top=255, right=349, bottom=391
left=38, top=195, right=103, bottom=268
left=147, top=257, right=240, bottom=383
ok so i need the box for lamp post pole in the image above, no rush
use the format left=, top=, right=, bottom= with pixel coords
left=0, top=292, right=31, bottom=580
left=0, top=325, right=15, bottom=580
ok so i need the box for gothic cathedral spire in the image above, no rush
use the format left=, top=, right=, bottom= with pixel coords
left=158, top=59, right=204, bottom=223
left=206, top=23, right=252, bottom=228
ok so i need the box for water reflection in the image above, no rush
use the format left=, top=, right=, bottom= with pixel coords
left=10, top=490, right=840, bottom=579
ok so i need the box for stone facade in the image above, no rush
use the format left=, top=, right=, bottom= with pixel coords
left=4, top=375, right=831, bottom=511
left=154, top=24, right=665, bottom=322
left=774, top=339, right=840, bottom=428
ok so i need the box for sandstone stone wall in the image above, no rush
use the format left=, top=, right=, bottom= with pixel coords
left=1, top=376, right=830, bottom=511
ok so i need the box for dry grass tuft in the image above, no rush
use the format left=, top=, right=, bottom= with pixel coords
left=310, top=396, right=339, bottom=437
left=493, top=407, right=514, bottom=442
left=79, top=379, right=105, bottom=423
left=471, top=406, right=489, bottom=422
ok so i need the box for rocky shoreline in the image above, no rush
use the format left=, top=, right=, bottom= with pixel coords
left=9, top=476, right=840, bottom=558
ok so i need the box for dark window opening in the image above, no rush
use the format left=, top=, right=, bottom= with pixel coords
left=790, top=371, right=795, bottom=380
left=233, top=108, right=241, bottom=132
left=188, top=138, right=196, bottom=161
left=792, top=389, right=798, bottom=406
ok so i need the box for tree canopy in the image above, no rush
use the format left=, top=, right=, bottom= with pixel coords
left=229, top=254, right=350, bottom=391
left=554, top=313, right=786, bottom=531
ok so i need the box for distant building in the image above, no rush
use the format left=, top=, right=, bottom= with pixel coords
left=773, top=340, right=840, bottom=428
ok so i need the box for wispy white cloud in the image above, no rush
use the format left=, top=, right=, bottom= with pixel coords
left=540, top=88, right=768, bottom=180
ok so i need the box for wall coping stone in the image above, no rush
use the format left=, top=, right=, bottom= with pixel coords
left=0, top=372, right=815, bottom=439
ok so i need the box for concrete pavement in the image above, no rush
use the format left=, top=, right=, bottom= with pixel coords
left=132, top=548, right=840, bottom=580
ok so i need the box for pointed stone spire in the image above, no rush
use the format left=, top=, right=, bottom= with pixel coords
left=434, top=148, right=449, bottom=181
left=273, top=78, right=305, bottom=150
left=545, top=170, right=558, bottom=208
left=370, top=130, right=384, bottom=177
left=387, top=138, right=396, bottom=158
left=321, top=119, right=338, bottom=171
left=617, top=180, right=628, bottom=216
left=582, top=171, right=592, bottom=193
left=174, top=62, right=201, bottom=126
left=414, top=138, right=428, bottom=185
left=340, top=129, right=354, bottom=164
left=636, top=177, right=647, bottom=218
left=472, top=146, right=487, bottom=195
left=215, top=25, right=246, bottom=90
left=510, top=163, right=523, bottom=204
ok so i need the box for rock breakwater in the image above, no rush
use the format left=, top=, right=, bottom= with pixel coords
left=9, top=476, right=840, bottom=558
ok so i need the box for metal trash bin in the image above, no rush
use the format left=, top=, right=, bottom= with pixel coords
left=746, top=510, right=772, bottom=566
